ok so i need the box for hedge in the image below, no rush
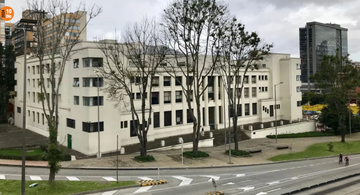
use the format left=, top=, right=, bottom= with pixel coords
left=266, top=131, right=335, bottom=139
left=183, top=151, right=210, bottom=158
left=134, top=155, right=155, bottom=162
left=225, top=150, right=251, bottom=157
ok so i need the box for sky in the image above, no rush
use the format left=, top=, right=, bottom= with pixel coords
left=6, top=0, right=360, bottom=61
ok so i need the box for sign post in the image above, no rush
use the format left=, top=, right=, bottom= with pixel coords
left=212, top=178, right=217, bottom=191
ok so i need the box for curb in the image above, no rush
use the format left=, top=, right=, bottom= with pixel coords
left=204, top=191, right=224, bottom=195
left=1, top=153, right=360, bottom=170
left=136, top=179, right=167, bottom=186
left=70, top=184, right=140, bottom=195
left=281, top=172, right=360, bottom=195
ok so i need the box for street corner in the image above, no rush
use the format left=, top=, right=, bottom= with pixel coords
left=136, top=179, right=167, bottom=186
left=204, top=191, right=225, bottom=195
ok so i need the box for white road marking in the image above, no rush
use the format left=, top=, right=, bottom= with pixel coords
left=101, top=190, right=118, bottom=195
left=239, top=180, right=251, bottom=183
left=30, top=176, right=42, bottom=181
left=267, top=181, right=280, bottom=185
left=256, top=188, right=281, bottom=195
left=223, top=182, right=235, bottom=185
left=239, top=186, right=255, bottom=191
left=0, top=175, right=5, bottom=179
left=236, top=174, right=245, bottom=177
left=133, top=186, right=153, bottom=194
left=172, top=176, right=193, bottom=186
left=103, top=177, right=117, bottom=181
left=201, top=175, right=220, bottom=182
left=66, top=176, right=80, bottom=181
left=291, top=177, right=299, bottom=180
left=138, top=177, right=153, bottom=181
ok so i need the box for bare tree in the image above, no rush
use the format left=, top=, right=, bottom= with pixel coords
left=27, top=0, right=101, bottom=182
left=216, top=17, right=273, bottom=151
left=96, top=18, right=167, bottom=157
left=162, top=0, right=227, bottom=154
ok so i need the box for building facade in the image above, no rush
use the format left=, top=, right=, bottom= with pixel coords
left=299, top=22, right=348, bottom=92
left=14, top=41, right=303, bottom=155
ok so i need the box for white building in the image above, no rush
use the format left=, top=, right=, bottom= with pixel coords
left=14, top=41, right=303, bottom=155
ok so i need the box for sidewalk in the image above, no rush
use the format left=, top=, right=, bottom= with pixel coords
left=1, top=133, right=359, bottom=169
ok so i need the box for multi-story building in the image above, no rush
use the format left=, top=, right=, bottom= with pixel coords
left=11, top=10, right=86, bottom=56
left=4, top=22, right=13, bottom=46
left=13, top=41, right=303, bottom=155
left=0, top=0, right=5, bottom=46
left=299, top=22, right=348, bottom=93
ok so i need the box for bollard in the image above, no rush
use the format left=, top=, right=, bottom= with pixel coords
left=260, top=124, right=264, bottom=129
left=161, top=140, right=165, bottom=147
left=120, top=147, right=125, bottom=154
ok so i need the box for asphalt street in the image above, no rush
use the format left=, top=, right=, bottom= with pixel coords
left=2, top=155, right=360, bottom=195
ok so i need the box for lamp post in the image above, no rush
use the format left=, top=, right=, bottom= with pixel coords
left=94, top=70, right=101, bottom=158
left=16, top=27, right=26, bottom=195
left=274, top=82, right=283, bottom=144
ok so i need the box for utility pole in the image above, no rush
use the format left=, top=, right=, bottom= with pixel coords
left=274, top=82, right=283, bottom=144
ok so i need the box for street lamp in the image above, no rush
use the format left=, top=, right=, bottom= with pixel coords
left=94, top=70, right=101, bottom=158
left=274, top=82, right=283, bottom=144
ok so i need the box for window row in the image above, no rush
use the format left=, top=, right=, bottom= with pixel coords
left=258, top=75, right=268, bottom=81
left=28, top=78, right=57, bottom=88
left=73, top=77, right=104, bottom=87
left=262, top=104, right=280, bottom=117
left=27, top=92, right=61, bottom=103
left=66, top=118, right=105, bottom=133
left=229, top=103, right=258, bottom=117
left=27, top=63, right=60, bottom=75
left=73, top=96, right=104, bottom=106
left=73, top=58, right=103, bottom=68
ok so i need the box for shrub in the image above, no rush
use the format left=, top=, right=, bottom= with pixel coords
left=0, top=154, right=43, bottom=161
left=134, top=155, right=155, bottom=162
left=39, top=145, right=48, bottom=152
left=183, top=151, right=210, bottom=158
left=225, top=150, right=251, bottom=157
left=328, top=142, right=334, bottom=151
left=266, top=131, right=335, bottom=139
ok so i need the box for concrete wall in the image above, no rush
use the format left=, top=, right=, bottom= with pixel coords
left=250, top=121, right=316, bottom=139
left=148, top=138, right=214, bottom=152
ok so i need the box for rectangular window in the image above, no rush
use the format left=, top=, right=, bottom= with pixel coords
left=186, top=76, right=193, bottom=86
left=67, top=118, right=76, bottom=128
left=270, top=105, right=274, bottom=117
left=176, top=110, right=183, bottom=125
left=187, top=109, right=193, bottom=123
left=152, top=92, right=159, bottom=104
left=32, top=111, right=35, bottom=122
left=244, top=88, right=249, bottom=98
left=245, top=103, right=250, bottom=116
left=73, top=59, right=79, bottom=68
left=120, top=121, right=123, bottom=128
left=152, top=77, right=159, bottom=86
left=297, top=86, right=301, bottom=92
left=82, top=122, right=104, bottom=133
left=154, top=112, right=160, bottom=128
left=219, top=106, right=222, bottom=124
left=296, top=63, right=301, bottom=70
left=130, top=120, right=138, bottom=137
left=74, top=96, right=79, bottom=105
left=236, top=76, right=241, bottom=84
left=177, top=62, right=185, bottom=66
left=252, top=103, right=257, bottom=115
left=175, top=76, right=182, bottom=86
left=244, top=76, right=249, bottom=84
left=124, top=121, right=128, bottom=128
left=37, top=112, right=39, bottom=123
left=164, top=91, right=171, bottom=103
left=164, top=111, right=172, bottom=126
left=83, top=97, right=104, bottom=106
left=33, top=92, right=35, bottom=102
left=73, top=78, right=79, bottom=87
left=265, top=87, right=268, bottom=92
left=252, top=87, right=257, bottom=97
left=296, top=75, right=301, bottom=81
left=83, top=78, right=104, bottom=87
left=164, top=76, right=171, bottom=86
left=265, top=75, right=268, bottom=80
left=17, top=107, right=21, bottom=113
left=237, top=104, right=242, bottom=116
left=297, top=101, right=302, bottom=107
left=251, top=76, right=256, bottom=84
left=176, top=91, right=182, bottom=103
left=42, top=114, right=44, bottom=125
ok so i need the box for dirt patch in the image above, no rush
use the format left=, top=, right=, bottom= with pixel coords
left=167, top=154, right=208, bottom=165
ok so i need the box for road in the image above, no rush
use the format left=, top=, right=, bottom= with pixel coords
left=1, top=155, right=360, bottom=195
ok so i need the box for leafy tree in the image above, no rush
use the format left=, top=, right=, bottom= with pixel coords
left=311, top=51, right=360, bottom=142
left=302, top=92, right=326, bottom=105
left=96, top=18, right=167, bottom=157
left=215, top=17, right=272, bottom=151
left=0, top=44, right=16, bottom=123
left=162, top=0, right=227, bottom=154
left=27, top=0, right=101, bottom=183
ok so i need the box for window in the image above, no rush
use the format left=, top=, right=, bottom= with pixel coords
left=297, top=86, right=301, bottom=92
left=73, top=59, right=79, bottom=68
left=244, top=88, right=249, bottom=98
left=74, top=96, right=79, bottom=105
left=164, top=76, right=171, bottom=86
left=32, top=66, right=35, bottom=74
left=270, top=105, right=274, bottom=117
left=237, top=104, right=242, bottom=116
left=187, top=109, right=193, bottom=123
left=152, top=77, right=159, bottom=86
left=236, top=76, right=241, bottom=84
left=42, top=114, right=44, bottom=125
left=177, top=62, right=185, bottom=66
left=33, top=92, right=35, bottom=102
left=17, top=107, right=21, bottom=113
left=176, top=110, right=183, bottom=125
left=33, top=79, right=35, bottom=87
left=262, top=64, right=266, bottom=68
left=124, top=121, right=128, bottom=128
left=296, top=75, right=301, bottom=81
left=164, top=92, right=171, bottom=103
left=265, top=75, right=268, bottom=80
left=176, top=91, right=182, bottom=103
left=229, top=105, right=234, bottom=117
left=276, top=104, right=280, bottom=109
left=130, top=120, right=138, bottom=137
left=252, top=87, right=256, bottom=97
left=32, top=111, right=35, bottom=122
left=265, top=87, right=268, bottom=92
left=186, top=76, right=193, bottom=86
left=296, top=63, right=301, bottom=70
left=83, top=97, right=104, bottom=106
left=297, top=101, right=302, bottom=107
left=151, top=92, right=159, bottom=104
left=83, top=58, right=103, bottom=67
left=83, top=78, right=103, bottom=87
left=73, top=78, right=79, bottom=87
left=245, top=103, right=250, bottom=116
left=82, top=122, right=104, bottom=133
left=164, top=111, right=172, bottom=126
left=67, top=118, right=75, bottom=128
left=175, top=76, right=182, bottom=86
left=121, top=121, right=123, bottom=128
left=252, top=103, right=257, bottom=115
left=154, top=112, right=160, bottom=128
left=251, top=76, right=256, bottom=84
left=244, top=76, right=249, bottom=84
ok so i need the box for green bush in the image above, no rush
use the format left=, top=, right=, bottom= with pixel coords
left=134, top=155, right=155, bottom=162
left=328, top=142, right=334, bottom=151
left=39, top=145, right=48, bottom=152
left=62, top=154, right=72, bottom=161
left=225, top=150, right=251, bottom=157
left=0, top=153, right=43, bottom=161
left=183, top=151, right=210, bottom=158
left=266, top=131, right=335, bottom=139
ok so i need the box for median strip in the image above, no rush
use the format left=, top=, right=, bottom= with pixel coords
left=136, top=179, right=167, bottom=186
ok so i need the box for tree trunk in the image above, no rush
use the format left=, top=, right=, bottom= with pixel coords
left=192, top=120, right=198, bottom=154
left=233, top=116, right=239, bottom=151
left=49, top=169, right=55, bottom=183
left=139, top=134, right=148, bottom=156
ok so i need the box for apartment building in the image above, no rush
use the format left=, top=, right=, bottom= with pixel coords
left=13, top=41, right=303, bottom=155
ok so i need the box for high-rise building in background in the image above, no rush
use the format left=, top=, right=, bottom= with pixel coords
left=299, top=21, right=348, bottom=92
left=0, top=0, right=5, bottom=46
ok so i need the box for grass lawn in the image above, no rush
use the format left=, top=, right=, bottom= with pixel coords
left=0, top=148, right=43, bottom=156
left=269, top=140, right=360, bottom=162
left=0, top=180, right=137, bottom=195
